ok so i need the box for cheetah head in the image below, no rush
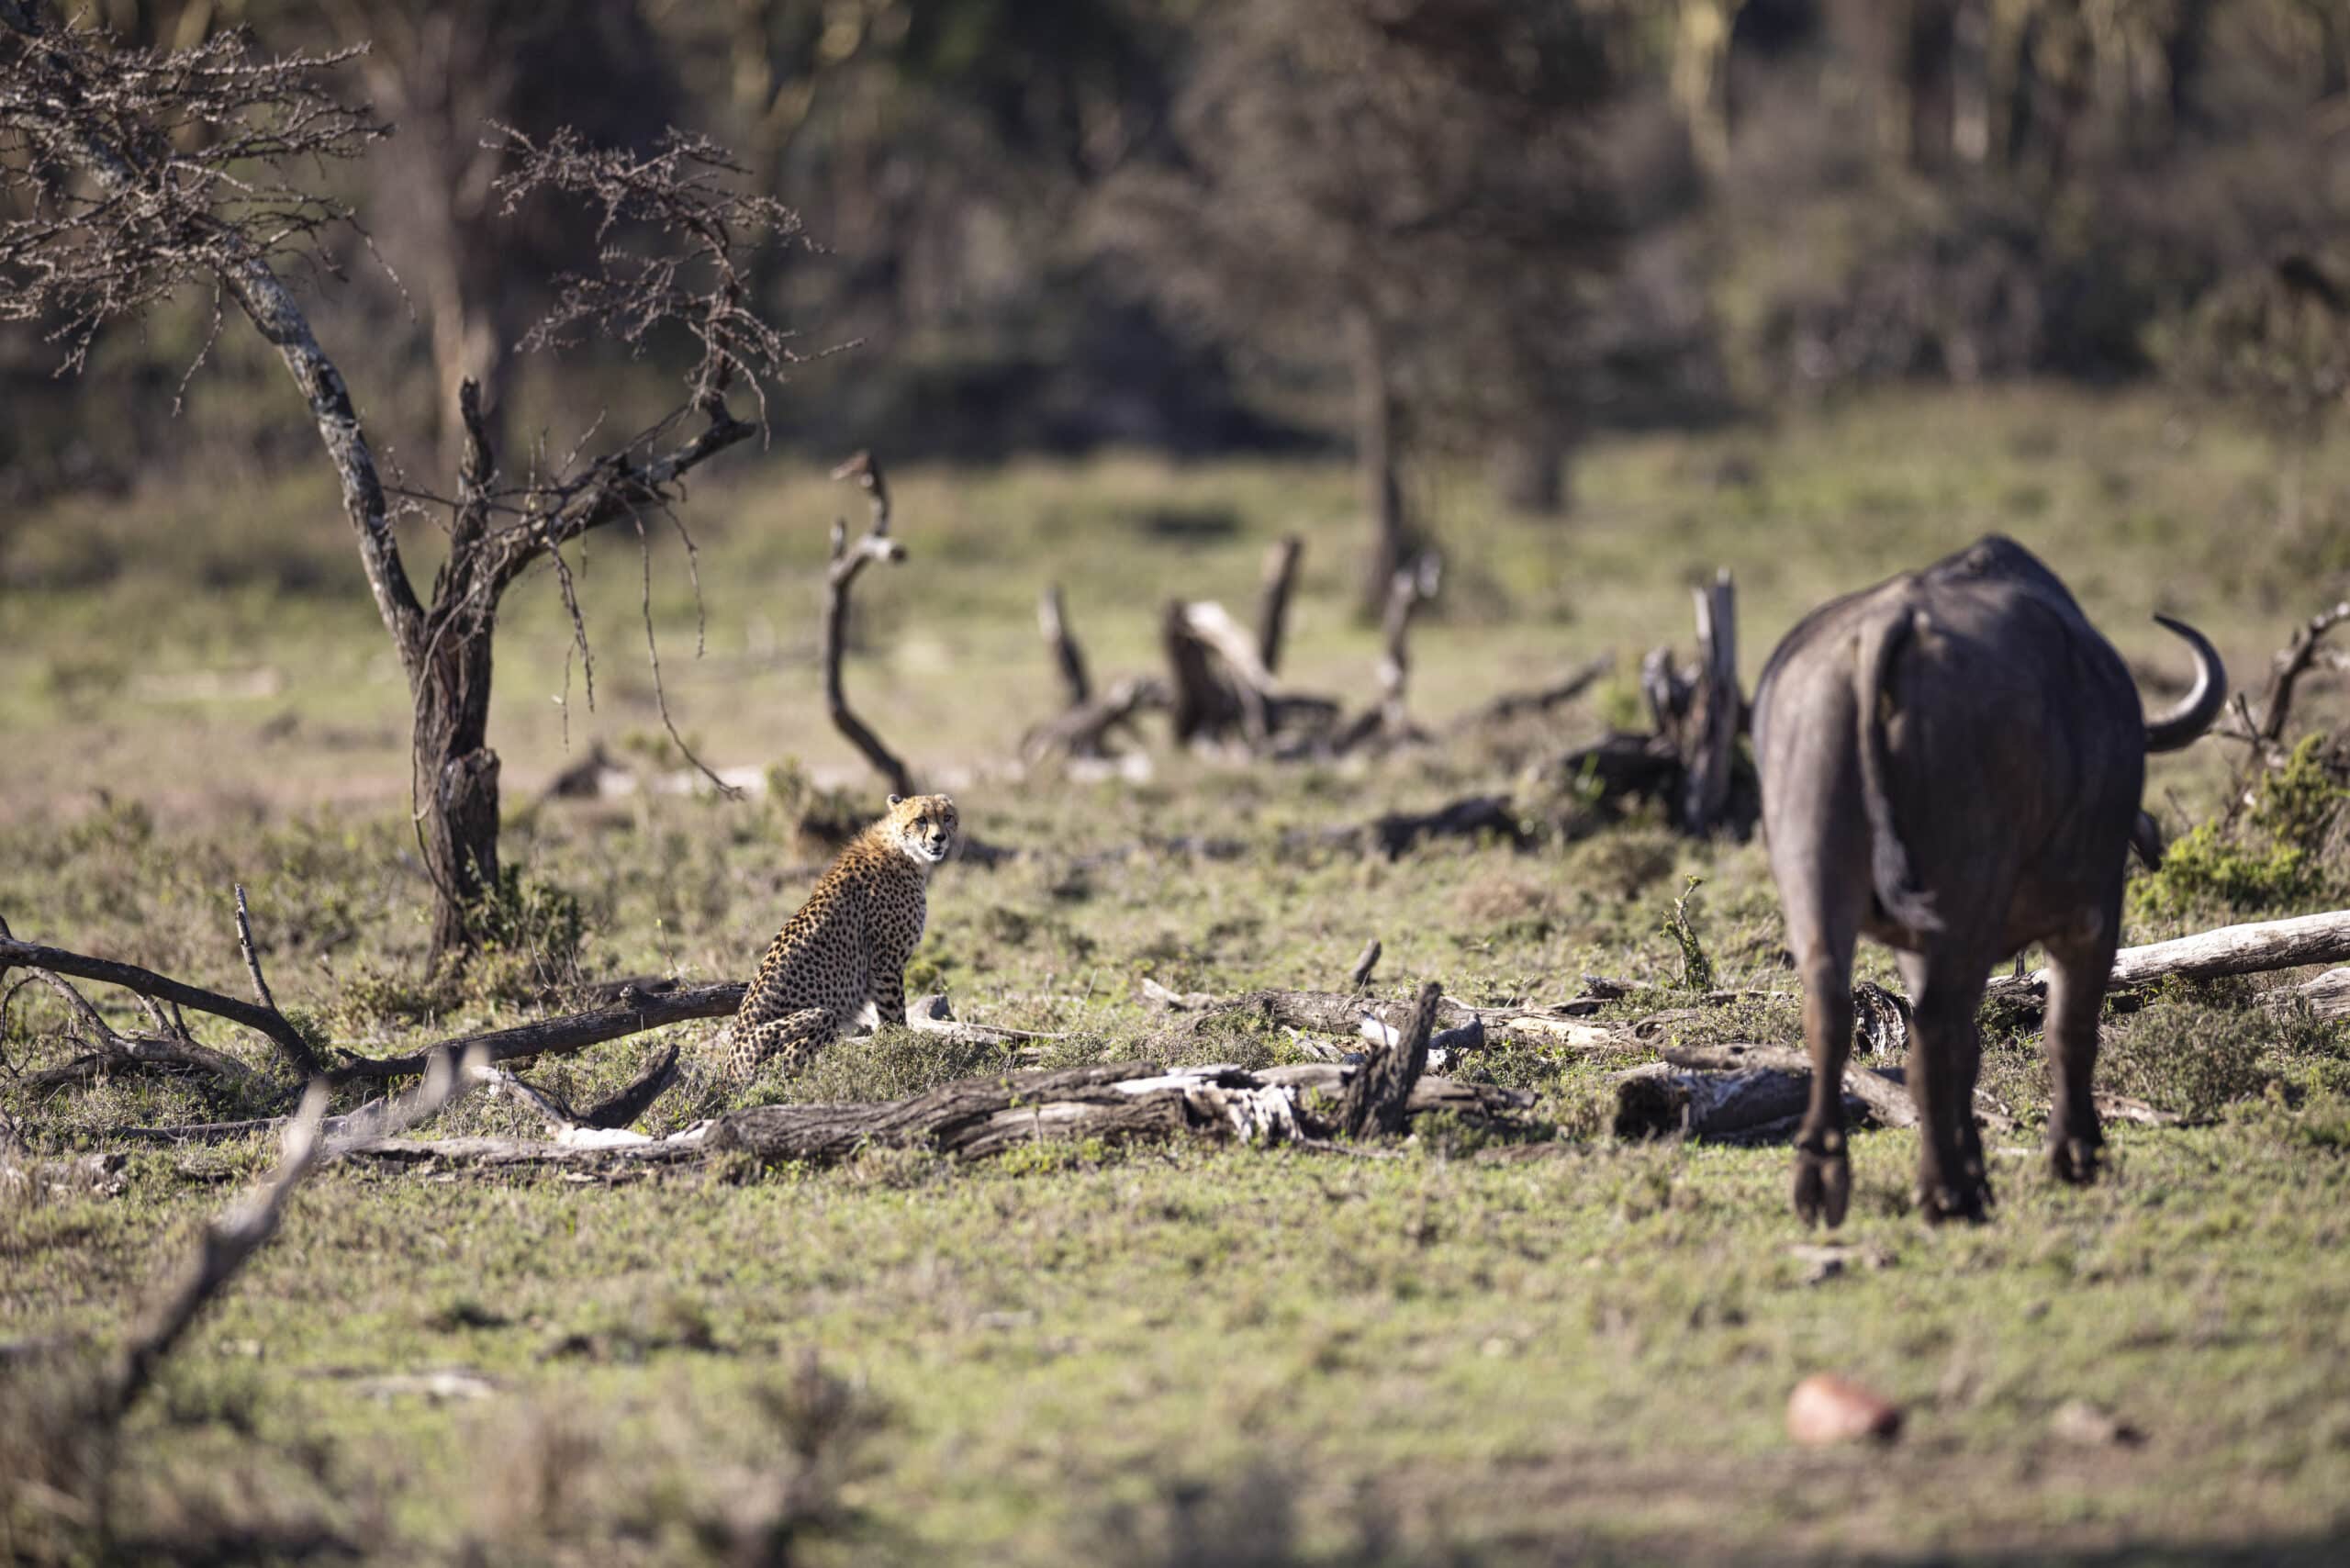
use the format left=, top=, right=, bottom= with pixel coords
left=885, top=792, right=959, bottom=865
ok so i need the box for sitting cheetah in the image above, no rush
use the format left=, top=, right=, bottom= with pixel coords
left=705, top=792, right=958, bottom=1094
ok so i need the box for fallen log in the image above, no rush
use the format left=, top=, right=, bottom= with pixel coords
left=2092, top=909, right=2350, bottom=989
left=1170, top=986, right=1626, bottom=1051
left=1612, top=1065, right=1820, bottom=1143
left=330, top=981, right=743, bottom=1082
left=1340, top=794, right=1529, bottom=858
left=1659, top=1042, right=1918, bottom=1129
left=664, top=1059, right=1536, bottom=1169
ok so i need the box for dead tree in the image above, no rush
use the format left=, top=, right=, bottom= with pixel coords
left=1549, top=569, right=1754, bottom=838
left=1164, top=599, right=1341, bottom=755
left=0, top=11, right=799, bottom=959
left=2254, top=600, right=2350, bottom=747
left=1039, top=584, right=1091, bottom=708
left=822, top=452, right=915, bottom=799
left=1023, top=583, right=1168, bottom=767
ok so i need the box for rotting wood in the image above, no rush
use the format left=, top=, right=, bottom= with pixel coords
left=822, top=451, right=914, bottom=798
left=699, top=1058, right=1528, bottom=1166
left=1348, top=938, right=1382, bottom=992
left=2270, top=966, right=2350, bottom=1019
left=22, top=1035, right=257, bottom=1098
left=1547, top=573, right=1752, bottom=837
left=1162, top=597, right=1342, bottom=755
left=1342, top=794, right=1529, bottom=858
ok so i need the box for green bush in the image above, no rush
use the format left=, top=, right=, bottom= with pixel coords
left=2132, top=736, right=2349, bottom=920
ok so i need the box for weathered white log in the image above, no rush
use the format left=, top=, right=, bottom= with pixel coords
left=2029, top=909, right=2350, bottom=991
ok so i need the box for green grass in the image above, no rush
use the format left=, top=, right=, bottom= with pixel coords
left=8, top=386, right=2350, bottom=1562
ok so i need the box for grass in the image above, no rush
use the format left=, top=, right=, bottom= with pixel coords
left=7, top=386, right=2350, bottom=1562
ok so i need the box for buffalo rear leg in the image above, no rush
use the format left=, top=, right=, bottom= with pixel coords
left=2043, top=913, right=2121, bottom=1186
left=1898, top=950, right=1994, bottom=1224
left=1791, top=946, right=1859, bottom=1228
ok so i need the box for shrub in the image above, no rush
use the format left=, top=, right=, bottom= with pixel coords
left=2132, top=737, right=2349, bottom=921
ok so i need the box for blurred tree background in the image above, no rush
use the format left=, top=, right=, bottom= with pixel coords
left=6, top=0, right=2350, bottom=574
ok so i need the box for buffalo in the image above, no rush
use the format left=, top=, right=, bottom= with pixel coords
left=1751, top=535, right=2224, bottom=1225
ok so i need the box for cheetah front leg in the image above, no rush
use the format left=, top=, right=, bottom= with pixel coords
left=869, top=965, right=908, bottom=1028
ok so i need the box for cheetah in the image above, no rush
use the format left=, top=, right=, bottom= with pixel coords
left=706, top=792, right=958, bottom=1093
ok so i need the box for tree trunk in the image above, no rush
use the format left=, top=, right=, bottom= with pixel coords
left=1347, top=304, right=1414, bottom=620
left=2160, top=0, right=2215, bottom=138
left=1489, top=425, right=1571, bottom=515
left=413, top=610, right=501, bottom=959
left=1905, top=0, right=1959, bottom=171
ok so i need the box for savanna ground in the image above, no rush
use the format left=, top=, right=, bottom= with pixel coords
left=6, top=387, right=2350, bottom=1564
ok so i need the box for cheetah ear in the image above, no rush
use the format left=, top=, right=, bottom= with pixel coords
left=887, top=793, right=902, bottom=808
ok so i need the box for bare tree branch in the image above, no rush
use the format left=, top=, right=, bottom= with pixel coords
left=822, top=451, right=914, bottom=798
left=0, top=934, right=320, bottom=1079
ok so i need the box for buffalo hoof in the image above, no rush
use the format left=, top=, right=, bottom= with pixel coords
left=2047, top=1135, right=2101, bottom=1186
left=1792, top=1140, right=1851, bottom=1229
left=1916, top=1174, right=1993, bottom=1226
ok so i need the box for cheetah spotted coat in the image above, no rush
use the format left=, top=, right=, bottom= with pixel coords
left=712, top=793, right=957, bottom=1089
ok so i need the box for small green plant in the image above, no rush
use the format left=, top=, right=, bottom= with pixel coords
left=1661, top=875, right=1714, bottom=993
left=2132, top=736, right=2349, bottom=919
